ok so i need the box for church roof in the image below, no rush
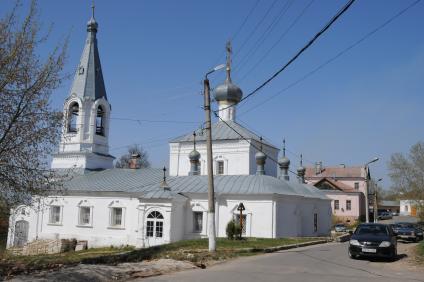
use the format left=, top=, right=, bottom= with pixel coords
left=63, top=168, right=164, bottom=192
left=131, top=175, right=328, bottom=200
left=62, top=168, right=328, bottom=200
left=170, top=120, right=277, bottom=149
left=68, top=14, right=107, bottom=101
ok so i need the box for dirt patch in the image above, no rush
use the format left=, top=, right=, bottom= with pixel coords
left=369, top=242, right=424, bottom=272
left=7, top=259, right=197, bottom=281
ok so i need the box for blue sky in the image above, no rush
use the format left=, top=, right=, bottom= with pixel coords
left=2, top=0, right=423, bottom=189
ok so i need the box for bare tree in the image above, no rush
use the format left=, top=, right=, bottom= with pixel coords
left=115, top=145, right=150, bottom=169
left=389, top=141, right=424, bottom=218
left=0, top=1, right=67, bottom=209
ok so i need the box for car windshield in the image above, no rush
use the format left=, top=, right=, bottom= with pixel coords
left=355, top=225, right=389, bottom=236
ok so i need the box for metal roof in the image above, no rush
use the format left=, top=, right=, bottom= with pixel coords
left=62, top=168, right=328, bottom=201
left=132, top=175, right=328, bottom=200
left=170, top=120, right=277, bottom=149
left=63, top=168, right=164, bottom=192
left=68, top=15, right=107, bottom=101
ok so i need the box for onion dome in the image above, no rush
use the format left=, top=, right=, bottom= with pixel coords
left=297, top=154, right=306, bottom=175
left=214, top=82, right=243, bottom=103
left=189, top=149, right=200, bottom=161
left=278, top=139, right=290, bottom=168
left=213, top=41, right=243, bottom=104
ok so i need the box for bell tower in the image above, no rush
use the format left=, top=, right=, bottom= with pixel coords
left=51, top=5, right=114, bottom=172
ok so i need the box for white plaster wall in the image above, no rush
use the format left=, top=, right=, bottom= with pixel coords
left=275, top=198, right=302, bottom=237
left=169, top=140, right=251, bottom=176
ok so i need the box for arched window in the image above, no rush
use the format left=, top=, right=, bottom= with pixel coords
left=68, top=103, right=79, bottom=133
left=96, top=106, right=104, bottom=136
left=146, top=211, right=164, bottom=238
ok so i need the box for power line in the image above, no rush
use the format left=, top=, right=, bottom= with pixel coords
left=233, top=0, right=295, bottom=73
left=215, top=0, right=357, bottom=114
left=234, top=0, right=280, bottom=59
left=238, top=0, right=316, bottom=83
left=238, top=0, right=422, bottom=116
left=210, top=0, right=262, bottom=68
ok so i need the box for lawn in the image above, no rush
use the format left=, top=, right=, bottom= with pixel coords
left=417, top=240, right=424, bottom=261
left=0, top=237, right=324, bottom=278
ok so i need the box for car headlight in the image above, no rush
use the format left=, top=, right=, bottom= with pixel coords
left=379, top=241, right=391, bottom=247
left=349, top=239, right=361, bottom=246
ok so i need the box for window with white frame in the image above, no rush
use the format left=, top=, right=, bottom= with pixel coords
left=193, top=211, right=203, bottom=233
left=110, top=207, right=123, bottom=227
left=217, top=161, right=224, bottom=175
left=354, top=182, right=359, bottom=190
left=78, top=206, right=91, bottom=226
left=49, top=206, right=61, bottom=224
left=334, top=200, right=339, bottom=210
left=146, top=211, right=164, bottom=238
left=346, top=200, right=352, bottom=211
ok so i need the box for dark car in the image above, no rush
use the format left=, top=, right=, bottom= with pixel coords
left=348, top=223, right=397, bottom=260
left=394, top=222, right=424, bottom=242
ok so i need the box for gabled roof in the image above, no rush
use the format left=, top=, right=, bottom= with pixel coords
left=68, top=17, right=107, bottom=101
left=170, top=120, right=277, bottom=149
left=305, top=166, right=366, bottom=179
left=312, top=177, right=357, bottom=193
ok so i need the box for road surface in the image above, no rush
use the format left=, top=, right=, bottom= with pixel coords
left=143, top=242, right=424, bottom=282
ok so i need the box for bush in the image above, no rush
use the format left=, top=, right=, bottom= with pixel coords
left=226, top=220, right=242, bottom=240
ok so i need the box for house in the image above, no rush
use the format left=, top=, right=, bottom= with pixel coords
left=7, top=10, right=332, bottom=250
left=304, top=164, right=370, bottom=223
left=400, top=200, right=423, bottom=217
left=378, top=201, right=400, bottom=214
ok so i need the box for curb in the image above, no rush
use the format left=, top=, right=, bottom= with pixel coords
left=235, top=239, right=330, bottom=254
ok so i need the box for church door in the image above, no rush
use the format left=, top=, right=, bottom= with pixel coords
left=14, top=220, right=29, bottom=247
left=145, top=211, right=164, bottom=246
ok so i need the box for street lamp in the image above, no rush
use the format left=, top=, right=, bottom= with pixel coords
left=204, top=63, right=225, bottom=252
left=364, top=157, right=379, bottom=223
left=373, top=178, right=383, bottom=223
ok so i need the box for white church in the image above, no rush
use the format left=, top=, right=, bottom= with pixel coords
left=7, top=11, right=332, bottom=249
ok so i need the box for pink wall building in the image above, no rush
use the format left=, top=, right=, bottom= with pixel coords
left=304, top=164, right=369, bottom=223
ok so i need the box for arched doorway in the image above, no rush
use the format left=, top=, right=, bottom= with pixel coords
left=145, top=211, right=164, bottom=246
left=14, top=220, right=29, bottom=247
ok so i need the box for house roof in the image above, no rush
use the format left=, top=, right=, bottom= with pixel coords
left=62, top=168, right=328, bottom=200
left=305, top=166, right=366, bottom=179
left=170, top=120, right=277, bottom=149
left=379, top=200, right=400, bottom=207
left=312, top=177, right=357, bottom=193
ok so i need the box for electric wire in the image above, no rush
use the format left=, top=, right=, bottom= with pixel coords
left=237, top=0, right=316, bottom=83
left=238, top=0, right=422, bottom=116
left=215, top=0, right=357, bottom=115
left=233, top=0, right=295, bottom=73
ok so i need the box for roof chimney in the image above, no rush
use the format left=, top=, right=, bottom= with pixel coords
left=315, top=161, right=322, bottom=175
left=129, top=153, right=141, bottom=169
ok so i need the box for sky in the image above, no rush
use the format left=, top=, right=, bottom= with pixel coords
left=1, top=0, right=423, bottom=189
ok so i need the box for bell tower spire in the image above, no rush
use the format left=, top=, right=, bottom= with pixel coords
left=51, top=4, right=114, bottom=172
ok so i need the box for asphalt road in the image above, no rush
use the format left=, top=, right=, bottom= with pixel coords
left=143, top=242, right=424, bottom=282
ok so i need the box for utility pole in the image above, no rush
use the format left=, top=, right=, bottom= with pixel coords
left=364, top=157, right=379, bottom=223
left=373, top=178, right=382, bottom=223
left=204, top=77, right=216, bottom=252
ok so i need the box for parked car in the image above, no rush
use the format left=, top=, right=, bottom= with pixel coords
left=394, top=223, right=424, bottom=242
left=348, top=223, right=397, bottom=260
left=334, top=224, right=348, bottom=233
left=378, top=212, right=393, bottom=220
left=392, top=211, right=399, bottom=216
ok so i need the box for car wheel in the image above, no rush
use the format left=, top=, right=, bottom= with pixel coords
left=348, top=250, right=357, bottom=259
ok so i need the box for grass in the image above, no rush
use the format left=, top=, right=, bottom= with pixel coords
left=0, top=237, right=323, bottom=278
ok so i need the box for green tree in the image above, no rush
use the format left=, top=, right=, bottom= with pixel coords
left=389, top=141, right=424, bottom=219
left=0, top=1, right=67, bottom=208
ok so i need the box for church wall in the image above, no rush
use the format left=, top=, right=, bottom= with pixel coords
left=36, top=196, right=141, bottom=248
left=275, top=197, right=302, bottom=237
left=169, top=140, right=251, bottom=176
